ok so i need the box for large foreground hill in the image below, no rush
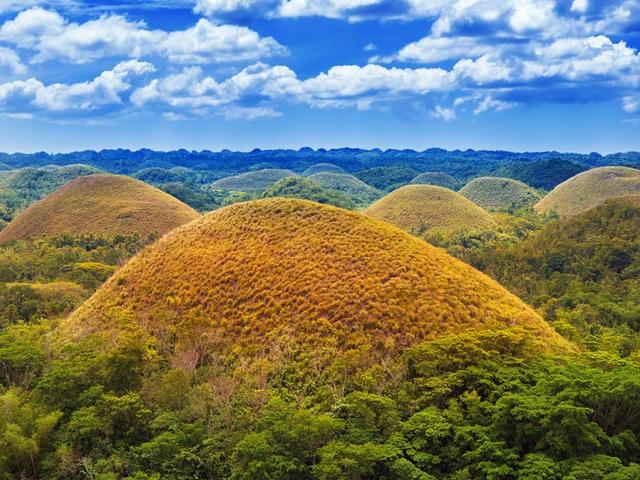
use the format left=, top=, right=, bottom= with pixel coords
left=65, top=198, right=566, bottom=360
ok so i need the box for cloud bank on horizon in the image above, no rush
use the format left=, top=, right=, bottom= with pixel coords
left=0, top=0, right=638, bottom=150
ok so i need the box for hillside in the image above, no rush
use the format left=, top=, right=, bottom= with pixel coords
left=65, top=199, right=566, bottom=362
left=469, top=194, right=640, bottom=353
left=535, top=166, right=640, bottom=217
left=491, top=159, right=587, bottom=190
left=0, top=164, right=99, bottom=218
left=307, top=172, right=381, bottom=206
left=364, top=185, right=497, bottom=234
left=355, top=165, right=419, bottom=191
left=260, top=176, right=355, bottom=209
left=210, top=169, right=295, bottom=190
left=411, top=172, right=462, bottom=190
left=0, top=174, right=200, bottom=243
left=302, top=163, right=346, bottom=176
left=459, top=177, right=543, bottom=210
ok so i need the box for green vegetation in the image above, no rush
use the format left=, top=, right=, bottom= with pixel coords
left=0, top=164, right=99, bottom=220
left=410, top=172, right=462, bottom=190
left=260, top=177, right=356, bottom=209
left=463, top=196, right=640, bottom=355
left=307, top=172, right=381, bottom=207
left=355, top=166, right=419, bottom=191
left=364, top=185, right=497, bottom=235
left=302, top=163, right=346, bottom=176
left=491, top=159, right=587, bottom=190
left=210, top=169, right=296, bottom=191
left=0, top=175, right=200, bottom=243
left=459, top=177, right=543, bottom=211
left=536, top=166, right=640, bottom=217
left=0, top=234, right=146, bottom=325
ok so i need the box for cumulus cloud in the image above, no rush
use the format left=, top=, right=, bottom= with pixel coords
left=0, top=46, right=25, bottom=74
left=0, top=7, right=286, bottom=65
left=432, top=105, right=456, bottom=121
left=375, top=36, right=494, bottom=64
left=0, top=60, right=154, bottom=114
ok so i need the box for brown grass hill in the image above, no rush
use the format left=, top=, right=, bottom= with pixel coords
left=210, top=169, right=295, bottom=191
left=64, top=198, right=568, bottom=372
left=459, top=177, right=543, bottom=210
left=0, top=174, right=200, bottom=243
left=302, top=163, right=346, bottom=176
left=411, top=172, right=462, bottom=191
left=364, top=185, right=497, bottom=235
left=535, top=166, right=640, bottom=218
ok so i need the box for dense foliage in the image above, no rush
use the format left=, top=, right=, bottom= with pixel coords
left=490, top=159, right=587, bottom=190
left=459, top=177, right=542, bottom=211
left=260, top=177, right=356, bottom=209
left=0, top=234, right=147, bottom=325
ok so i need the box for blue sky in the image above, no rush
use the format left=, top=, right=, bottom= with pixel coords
left=0, top=0, right=638, bottom=153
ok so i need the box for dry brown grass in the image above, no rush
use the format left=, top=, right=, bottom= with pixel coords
left=0, top=174, right=200, bottom=243
left=535, top=166, right=640, bottom=217
left=65, top=198, right=568, bottom=360
left=363, top=185, right=496, bottom=234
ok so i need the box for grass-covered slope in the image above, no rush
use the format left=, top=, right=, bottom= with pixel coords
left=307, top=172, right=381, bottom=206
left=210, top=169, right=295, bottom=190
left=459, top=177, right=543, bottom=210
left=355, top=166, right=419, bottom=191
left=260, top=176, right=355, bottom=209
left=411, top=172, right=462, bottom=190
left=364, top=185, right=497, bottom=234
left=491, top=159, right=587, bottom=190
left=302, top=163, right=346, bottom=176
left=66, top=198, right=566, bottom=356
left=535, top=166, right=640, bottom=217
left=0, top=164, right=99, bottom=217
left=0, top=174, right=200, bottom=243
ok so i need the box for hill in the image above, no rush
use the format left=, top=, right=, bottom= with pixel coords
left=307, top=172, right=381, bottom=206
left=535, top=166, right=640, bottom=217
left=0, top=174, right=200, bottom=243
left=355, top=166, right=419, bottom=191
left=364, top=185, right=497, bottom=234
left=0, top=164, right=99, bottom=218
left=65, top=199, right=565, bottom=360
left=459, top=177, right=543, bottom=210
left=210, top=169, right=295, bottom=190
left=302, top=163, right=346, bottom=176
left=260, top=176, right=356, bottom=209
left=490, top=159, right=587, bottom=190
left=411, top=172, right=462, bottom=190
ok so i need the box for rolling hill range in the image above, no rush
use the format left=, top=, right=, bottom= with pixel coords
left=0, top=174, right=200, bottom=242
left=307, top=172, right=381, bottom=206
left=490, top=159, right=587, bottom=190
left=535, top=166, right=640, bottom=217
left=411, top=172, right=462, bottom=190
left=459, top=177, right=543, bottom=210
left=65, top=198, right=566, bottom=360
left=261, top=176, right=356, bottom=209
left=302, top=163, right=346, bottom=176
left=210, top=168, right=295, bottom=190
left=364, top=185, right=497, bottom=234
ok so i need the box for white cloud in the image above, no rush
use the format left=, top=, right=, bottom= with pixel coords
left=453, top=55, right=513, bottom=84
left=161, top=19, right=287, bottom=64
left=0, top=7, right=286, bottom=65
left=375, top=36, right=493, bottom=64
left=473, top=96, right=516, bottom=114
left=623, top=95, right=640, bottom=113
left=0, top=46, right=25, bottom=74
left=0, top=60, right=154, bottom=112
left=432, top=104, right=456, bottom=121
